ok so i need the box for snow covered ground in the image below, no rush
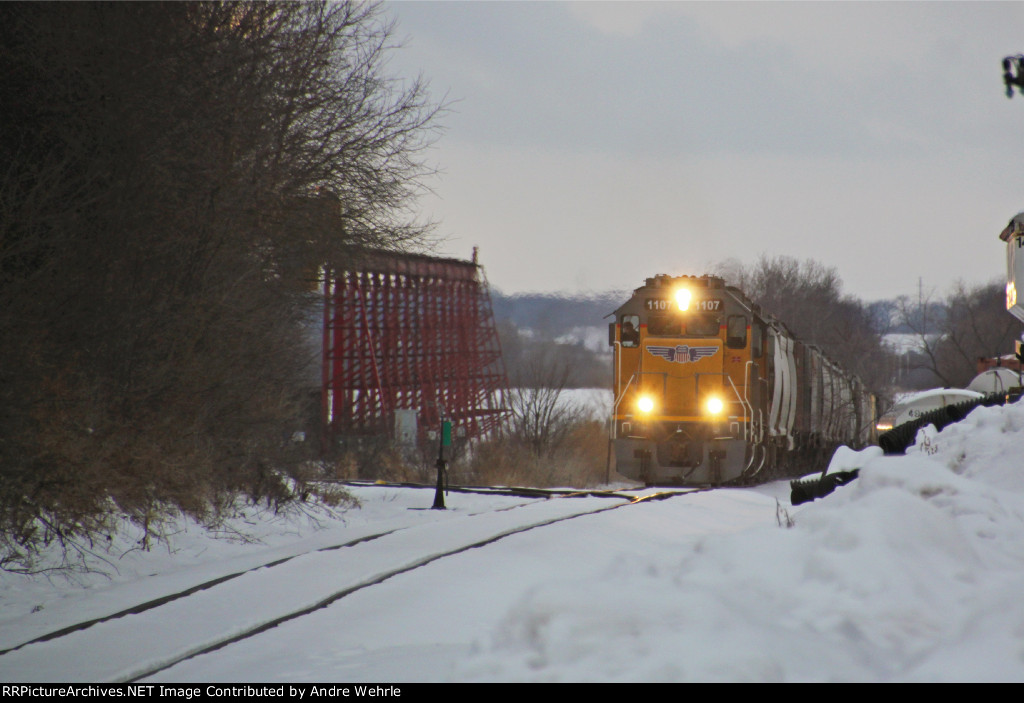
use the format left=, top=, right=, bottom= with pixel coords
left=3, top=399, right=1024, bottom=682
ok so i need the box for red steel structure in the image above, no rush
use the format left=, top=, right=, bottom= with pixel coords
left=322, top=250, right=508, bottom=447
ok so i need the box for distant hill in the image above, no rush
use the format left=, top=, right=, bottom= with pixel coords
left=489, top=290, right=625, bottom=340
left=487, top=291, right=625, bottom=388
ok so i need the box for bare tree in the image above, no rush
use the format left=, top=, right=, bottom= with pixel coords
left=899, top=280, right=1022, bottom=388
left=505, top=349, right=590, bottom=457
left=0, top=2, right=441, bottom=556
left=716, top=255, right=895, bottom=397
left=460, top=347, right=606, bottom=488
left=719, top=256, right=843, bottom=343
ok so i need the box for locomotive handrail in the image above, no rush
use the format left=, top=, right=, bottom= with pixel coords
left=722, top=373, right=751, bottom=438
left=634, top=371, right=671, bottom=415
left=754, top=376, right=770, bottom=442
left=746, top=383, right=770, bottom=477
left=608, top=273, right=872, bottom=486
left=611, top=370, right=638, bottom=440
left=610, top=339, right=641, bottom=440
left=694, top=371, right=750, bottom=431
left=755, top=408, right=767, bottom=473
left=743, top=361, right=759, bottom=442
left=743, top=361, right=757, bottom=472
left=698, top=372, right=748, bottom=434
left=611, top=374, right=637, bottom=411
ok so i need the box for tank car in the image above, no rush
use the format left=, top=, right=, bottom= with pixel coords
left=609, top=274, right=876, bottom=486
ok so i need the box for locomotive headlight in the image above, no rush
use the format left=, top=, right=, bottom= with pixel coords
left=637, top=395, right=655, bottom=414
left=675, top=287, right=692, bottom=312
left=706, top=396, right=725, bottom=415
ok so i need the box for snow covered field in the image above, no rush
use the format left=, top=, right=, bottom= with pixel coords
left=3, top=399, right=1024, bottom=682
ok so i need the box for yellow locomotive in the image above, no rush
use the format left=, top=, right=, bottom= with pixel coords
left=610, top=274, right=875, bottom=485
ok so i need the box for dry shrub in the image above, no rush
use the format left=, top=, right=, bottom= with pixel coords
left=328, top=436, right=427, bottom=484
left=304, top=483, right=359, bottom=510
left=458, top=419, right=610, bottom=488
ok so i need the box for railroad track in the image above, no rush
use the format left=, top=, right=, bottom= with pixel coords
left=0, top=484, right=706, bottom=682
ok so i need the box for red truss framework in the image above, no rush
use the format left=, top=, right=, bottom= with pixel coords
left=322, top=250, right=509, bottom=445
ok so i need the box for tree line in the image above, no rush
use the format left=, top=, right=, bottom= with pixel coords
left=2, top=2, right=1015, bottom=558
left=0, top=2, right=439, bottom=566
left=493, top=258, right=1021, bottom=413
left=716, top=256, right=1021, bottom=403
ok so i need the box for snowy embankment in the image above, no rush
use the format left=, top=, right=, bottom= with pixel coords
left=1, top=400, right=1023, bottom=681
left=458, top=402, right=1024, bottom=682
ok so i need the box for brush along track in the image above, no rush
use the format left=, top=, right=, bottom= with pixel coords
left=0, top=484, right=604, bottom=657
left=0, top=485, right=705, bottom=682
left=0, top=484, right=643, bottom=657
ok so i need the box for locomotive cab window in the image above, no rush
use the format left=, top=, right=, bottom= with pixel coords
left=726, top=315, right=747, bottom=349
left=685, top=312, right=720, bottom=337
left=647, top=313, right=681, bottom=337
left=620, top=315, right=640, bottom=347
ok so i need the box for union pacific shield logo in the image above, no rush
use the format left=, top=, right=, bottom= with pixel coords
left=646, top=344, right=719, bottom=363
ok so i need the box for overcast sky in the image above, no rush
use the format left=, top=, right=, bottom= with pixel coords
left=383, top=1, right=1024, bottom=302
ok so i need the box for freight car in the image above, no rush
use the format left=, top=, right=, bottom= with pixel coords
left=609, top=274, right=876, bottom=485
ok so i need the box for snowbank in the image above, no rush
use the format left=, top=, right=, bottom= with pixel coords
left=456, top=402, right=1024, bottom=681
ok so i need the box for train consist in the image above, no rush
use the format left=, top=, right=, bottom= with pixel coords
left=610, top=274, right=876, bottom=485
